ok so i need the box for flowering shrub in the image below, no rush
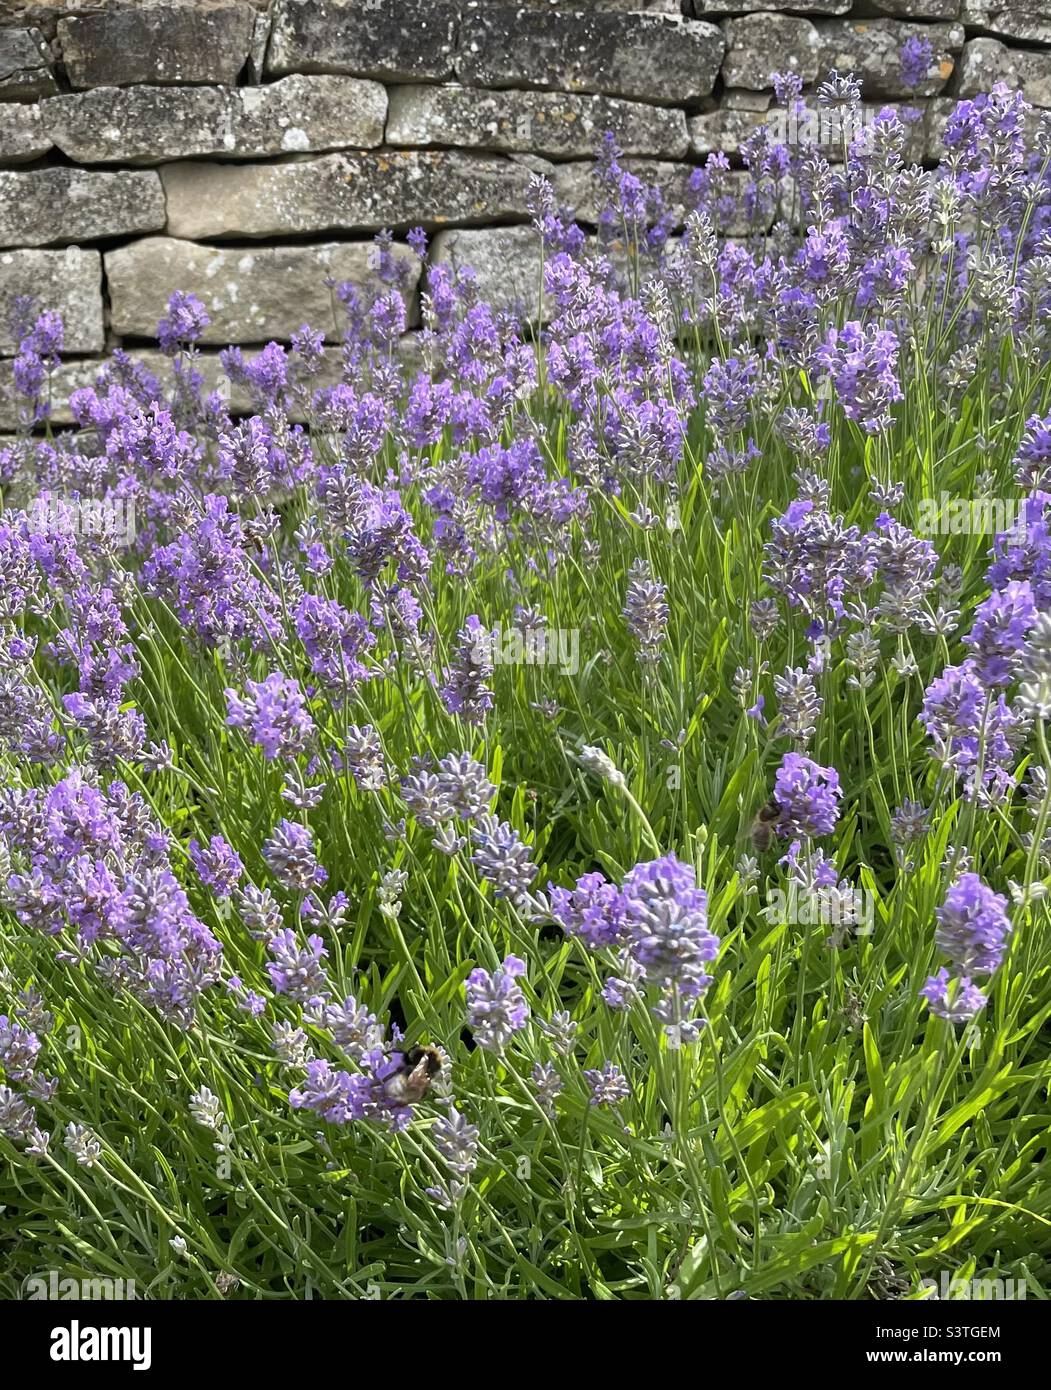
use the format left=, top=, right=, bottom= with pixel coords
left=0, top=76, right=1050, bottom=1300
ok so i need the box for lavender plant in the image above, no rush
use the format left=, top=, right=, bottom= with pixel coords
left=0, top=75, right=1050, bottom=1302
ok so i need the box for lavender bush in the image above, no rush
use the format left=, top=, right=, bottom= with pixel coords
left=0, top=76, right=1050, bottom=1300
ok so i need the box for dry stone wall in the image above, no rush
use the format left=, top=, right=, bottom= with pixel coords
left=1, top=0, right=1050, bottom=428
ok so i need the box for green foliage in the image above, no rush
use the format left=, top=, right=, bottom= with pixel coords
left=1, top=306, right=1050, bottom=1302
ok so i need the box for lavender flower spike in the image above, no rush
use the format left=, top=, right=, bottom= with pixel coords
left=465, top=955, right=530, bottom=1052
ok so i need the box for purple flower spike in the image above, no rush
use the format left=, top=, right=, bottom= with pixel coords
left=773, top=752, right=842, bottom=839
left=550, top=872, right=627, bottom=950
left=621, top=854, right=718, bottom=997
left=934, top=873, right=1011, bottom=976
left=158, top=291, right=210, bottom=354
left=900, top=35, right=934, bottom=90
left=225, top=672, right=315, bottom=762
left=920, top=968, right=987, bottom=1024
left=188, top=835, right=243, bottom=899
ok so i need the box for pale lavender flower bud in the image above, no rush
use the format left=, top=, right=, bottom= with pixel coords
left=310, top=995, right=383, bottom=1064
left=0, top=1014, right=42, bottom=1082
left=817, top=70, right=862, bottom=108
left=773, top=666, right=822, bottom=744
left=585, top=1062, right=630, bottom=1108
left=845, top=631, right=880, bottom=691
left=343, top=724, right=387, bottom=791
left=602, top=951, right=646, bottom=1009
left=750, top=598, right=780, bottom=641
left=439, top=615, right=494, bottom=725
left=141, top=740, right=174, bottom=773
left=236, top=883, right=283, bottom=938
left=437, top=752, right=497, bottom=820
left=890, top=799, right=929, bottom=853
left=921, top=968, right=986, bottom=1024
left=540, top=1010, right=578, bottom=1058
left=272, top=1021, right=313, bottom=1068
left=425, top=1178, right=469, bottom=1210
left=282, top=764, right=325, bottom=810
left=400, top=768, right=454, bottom=827
left=0, top=1084, right=35, bottom=1141
left=16, top=987, right=53, bottom=1036
left=470, top=815, right=537, bottom=903
left=377, top=869, right=407, bottom=919
left=25, top=1125, right=51, bottom=1157
left=465, top=955, right=529, bottom=1052
left=189, top=1085, right=224, bottom=1131
left=578, top=744, right=626, bottom=788
left=266, top=928, right=329, bottom=1003
left=433, top=1107, right=479, bottom=1176
left=532, top=1062, right=562, bottom=1117
left=263, top=820, right=326, bottom=893
left=433, top=822, right=467, bottom=855
left=1018, top=611, right=1051, bottom=718
left=63, top=1121, right=101, bottom=1168
left=623, top=558, right=669, bottom=667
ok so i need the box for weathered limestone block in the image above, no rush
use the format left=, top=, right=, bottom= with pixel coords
left=465, top=0, right=683, bottom=9
left=43, top=85, right=228, bottom=163
left=689, top=106, right=773, bottom=157
left=959, top=2, right=1051, bottom=45
left=42, top=75, right=387, bottom=164
left=721, top=16, right=822, bottom=90
left=690, top=1, right=849, bottom=13
left=456, top=8, right=725, bottom=104
left=0, top=248, right=103, bottom=354
left=160, top=151, right=534, bottom=239
left=0, top=102, right=51, bottom=163
left=725, top=90, right=773, bottom=111
left=952, top=37, right=1051, bottom=107
left=246, top=3, right=272, bottom=82
left=386, top=85, right=689, bottom=160
left=230, top=73, right=387, bottom=152
left=5, top=2, right=270, bottom=42
left=430, top=226, right=545, bottom=321
left=865, top=0, right=961, bottom=16
left=58, top=2, right=257, bottom=88
left=105, top=237, right=421, bottom=343
left=268, top=0, right=458, bottom=82
left=814, top=19, right=966, bottom=99
left=0, top=168, right=165, bottom=248
left=232, top=74, right=389, bottom=152
left=0, top=26, right=57, bottom=100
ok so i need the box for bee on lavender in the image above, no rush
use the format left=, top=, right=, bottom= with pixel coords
left=750, top=798, right=781, bottom=854
left=383, top=1045, right=443, bottom=1104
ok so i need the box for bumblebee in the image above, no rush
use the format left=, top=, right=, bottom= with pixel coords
left=383, top=1045, right=443, bottom=1104
left=750, top=798, right=781, bottom=853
